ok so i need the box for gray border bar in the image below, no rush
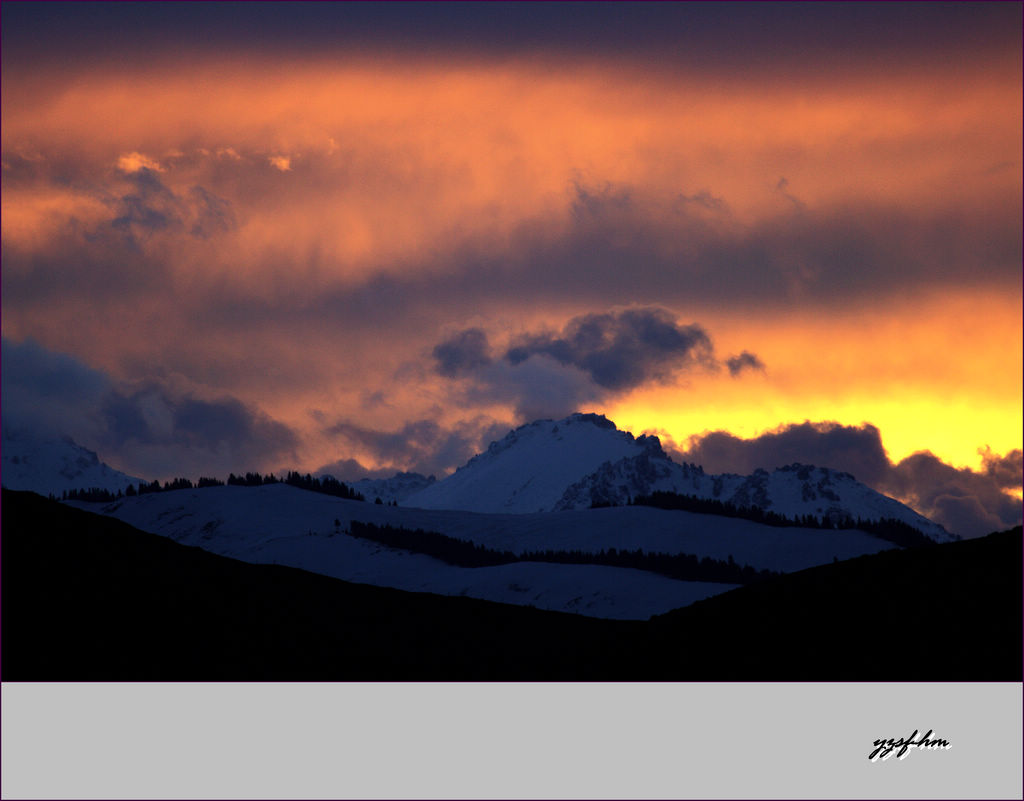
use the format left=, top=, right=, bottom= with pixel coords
left=2, top=682, right=1021, bottom=799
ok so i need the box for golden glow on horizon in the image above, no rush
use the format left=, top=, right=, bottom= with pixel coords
left=613, top=392, right=1022, bottom=473
left=606, top=291, right=1023, bottom=472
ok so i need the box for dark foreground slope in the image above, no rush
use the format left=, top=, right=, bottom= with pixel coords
left=647, top=525, right=1022, bottom=680
left=2, top=490, right=1020, bottom=680
left=1, top=490, right=631, bottom=680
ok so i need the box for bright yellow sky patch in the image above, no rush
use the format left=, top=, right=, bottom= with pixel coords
left=609, top=289, right=1023, bottom=470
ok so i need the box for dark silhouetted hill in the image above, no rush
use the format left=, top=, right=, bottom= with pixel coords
left=646, top=523, right=1021, bottom=680
left=2, top=490, right=1019, bottom=680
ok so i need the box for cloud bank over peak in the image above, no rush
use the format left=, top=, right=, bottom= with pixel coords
left=980, top=446, right=1023, bottom=490
left=1, top=337, right=296, bottom=481
left=432, top=307, right=762, bottom=421
left=505, top=308, right=714, bottom=391
left=671, top=421, right=1022, bottom=538
left=318, top=415, right=510, bottom=481
left=726, top=351, right=766, bottom=376
left=3, top=336, right=1017, bottom=538
left=432, top=328, right=492, bottom=379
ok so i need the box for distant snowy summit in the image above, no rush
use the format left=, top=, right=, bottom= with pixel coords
left=347, top=471, right=436, bottom=505
left=403, top=412, right=955, bottom=542
left=555, top=454, right=953, bottom=542
left=4, top=410, right=953, bottom=543
left=404, top=413, right=662, bottom=514
left=1, top=426, right=142, bottom=496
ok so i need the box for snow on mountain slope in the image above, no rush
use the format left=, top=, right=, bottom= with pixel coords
left=761, top=464, right=952, bottom=541
left=394, top=411, right=949, bottom=542
left=403, top=413, right=665, bottom=513
left=556, top=455, right=954, bottom=542
left=72, top=484, right=740, bottom=619
left=555, top=451, right=715, bottom=509
left=346, top=472, right=436, bottom=505
left=72, top=483, right=897, bottom=618
left=1, top=427, right=142, bottom=496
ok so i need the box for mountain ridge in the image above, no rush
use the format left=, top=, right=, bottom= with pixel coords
left=403, top=412, right=954, bottom=541
left=4, top=411, right=954, bottom=542
left=1, top=426, right=142, bottom=496
left=403, top=412, right=656, bottom=514
left=4, top=489, right=1018, bottom=680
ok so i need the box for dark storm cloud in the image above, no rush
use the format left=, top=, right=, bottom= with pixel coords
left=429, top=307, right=763, bottom=422
left=432, top=328, right=493, bottom=378
left=674, top=422, right=1023, bottom=538
left=775, top=177, right=806, bottom=214
left=533, top=185, right=1002, bottom=310
left=3, top=169, right=1016, bottom=453
left=187, top=185, right=237, bottom=239
left=1, top=337, right=112, bottom=437
left=505, top=308, right=715, bottom=392
left=927, top=494, right=1005, bottom=539
left=430, top=307, right=745, bottom=422
left=675, top=421, right=893, bottom=483
left=110, top=169, right=236, bottom=245
left=111, top=168, right=181, bottom=235
left=469, top=356, right=599, bottom=424
left=4, top=161, right=1018, bottom=386
left=3, top=160, right=233, bottom=250
left=98, top=391, right=153, bottom=447
left=323, top=416, right=508, bottom=478
left=980, top=447, right=1023, bottom=489
left=884, top=451, right=1022, bottom=539
left=98, top=389, right=297, bottom=457
left=2, top=166, right=236, bottom=322
left=121, top=171, right=1012, bottom=392
left=172, top=396, right=264, bottom=449
left=99, top=386, right=298, bottom=478
left=0, top=151, right=49, bottom=185
left=314, top=457, right=386, bottom=483
left=335, top=191, right=1021, bottom=321
left=1, top=337, right=298, bottom=480
left=326, top=419, right=452, bottom=464
left=570, top=180, right=633, bottom=221
left=1, top=230, right=165, bottom=312
left=726, top=351, right=765, bottom=377
left=676, top=190, right=730, bottom=215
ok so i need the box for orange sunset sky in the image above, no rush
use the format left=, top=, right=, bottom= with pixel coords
left=2, top=2, right=1021, bottom=536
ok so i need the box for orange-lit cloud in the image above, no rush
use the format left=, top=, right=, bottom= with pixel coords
left=2, top=35, right=1020, bottom=538
left=2, top=58, right=1019, bottom=279
left=117, top=151, right=164, bottom=173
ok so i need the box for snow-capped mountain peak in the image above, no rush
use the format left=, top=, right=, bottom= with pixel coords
left=401, top=413, right=953, bottom=542
left=555, top=454, right=954, bottom=542
left=1, top=426, right=142, bottom=496
left=403, top=412, right=662, bottom=513
left=5, top=411, right=954, bottom=543
left=345, top=471, right=436, bottom=505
